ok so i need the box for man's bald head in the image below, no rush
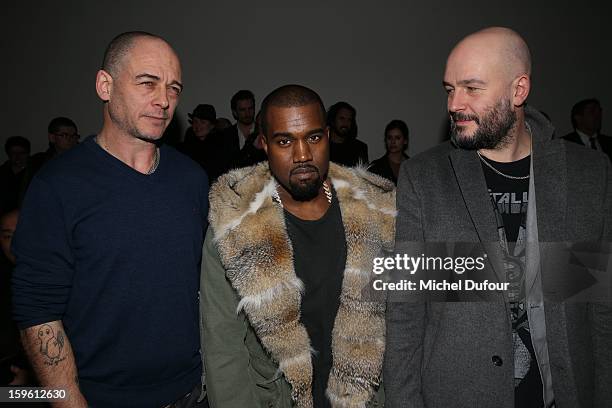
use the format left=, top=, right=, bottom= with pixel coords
left=450, top=27, right=531, bottom=80
left=101, top=31, right=173, bottom=77
left=96, top=31, right=182, bottom=142
left=444, top=27, right=532, bottom=150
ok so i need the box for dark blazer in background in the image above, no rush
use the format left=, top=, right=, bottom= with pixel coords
left=238, top=133, right=267, bottom=168
left=329, top=138, right=369, bottom=167
left=562, top=131, right=612, bottom=161
left=222, top=124, right=242, bottom=154
left=181, top=127, right=240, bottom=185
left=368, top=154, right=409, bottom=185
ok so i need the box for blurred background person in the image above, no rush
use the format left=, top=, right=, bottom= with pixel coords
left=31, top=117, right=79, bottom=171
left=182, top=104, right=218, bottom=180
left=226, top=89, right=256, bottom=148
left=562, top=98, right=611, bottom=161
left=0, top=209, right=33, bottom=386
left=368, top=119, right=409, bottom=185
left=215, top=117, right=232, bottom=131
left=327, top=101, right=368, bottom=166
left=238, top=111, right=267, bottom=167
left=0, top=136, right=34, bottom=213
left=182, top=103, right=238, bottom=185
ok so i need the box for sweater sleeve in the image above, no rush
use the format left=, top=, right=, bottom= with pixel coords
left=11, top=175, right=75, bottom=329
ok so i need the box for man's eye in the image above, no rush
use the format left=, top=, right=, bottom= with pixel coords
left=169, top=86, right=181, bottom=95
left=140, top=81, right=155, bottom=87
left=466, top=87, right=478, bottom=92
left=444, top=88, right=454, bottom=95
left=278, top=139, right=291, bottom=146
left=308, top=135, right=322, bottom=143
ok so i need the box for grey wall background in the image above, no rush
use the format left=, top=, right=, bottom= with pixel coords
left=1, top=1, right=609, bottom=162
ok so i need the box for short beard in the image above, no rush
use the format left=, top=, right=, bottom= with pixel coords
left=333, top=126, right=351, bottom=139
left=450, top=99, right=516, bottom=150
left=281, top=164, right=323, bottom=202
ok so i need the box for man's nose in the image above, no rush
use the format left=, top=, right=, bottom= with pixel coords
left=448, top=90, right=466, bottom=113
left=293, top=139, right=313, bottom=163
left=153, top=85, right=170, bottom=109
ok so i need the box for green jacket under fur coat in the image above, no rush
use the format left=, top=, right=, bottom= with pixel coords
left=200, top=162, right=396, bottom=408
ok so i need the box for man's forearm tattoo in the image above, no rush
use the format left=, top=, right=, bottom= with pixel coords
left=37, top=324, right=66, bottom=366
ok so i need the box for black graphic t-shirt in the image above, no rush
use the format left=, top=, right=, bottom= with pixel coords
left=481, top=155, right=544, bottom=407
left=481, top=155, right=530, bottom=243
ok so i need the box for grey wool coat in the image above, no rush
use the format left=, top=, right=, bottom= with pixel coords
left=200, top=162, right=396, bottom=408
left=384, top=106, right=612, bottom=408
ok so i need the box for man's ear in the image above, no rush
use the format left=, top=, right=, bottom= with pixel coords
left=48, top=132, right=55, bottom=144
left=512, top=74, right=530, bottom=107
left=96, top=69, right=113, bottom=102
left=261, top=133, right=268, bottom=155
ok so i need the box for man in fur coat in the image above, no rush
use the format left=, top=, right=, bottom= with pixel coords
left=200, top=84, right=396, bottom=408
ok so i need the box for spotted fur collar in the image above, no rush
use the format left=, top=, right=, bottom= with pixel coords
left=209, top=162, right=395, bottom=407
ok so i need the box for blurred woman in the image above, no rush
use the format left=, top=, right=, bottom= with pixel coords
left=368, top=119, right=409, bottom=185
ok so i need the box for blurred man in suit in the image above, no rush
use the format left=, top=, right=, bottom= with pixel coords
left=562, top=98, right=611, bottom=161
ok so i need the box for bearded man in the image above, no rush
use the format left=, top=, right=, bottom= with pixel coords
left=200, top=84, right=395, bottom=407
left=384, top=27, right=612, bottom=408
left=327, top=101, right=369, bottom=167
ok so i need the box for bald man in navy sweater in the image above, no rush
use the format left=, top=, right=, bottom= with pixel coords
left=12, top=31, right=208, bottom=408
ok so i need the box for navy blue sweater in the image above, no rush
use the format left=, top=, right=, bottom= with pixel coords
left=12, top=136, right=208, bottom=407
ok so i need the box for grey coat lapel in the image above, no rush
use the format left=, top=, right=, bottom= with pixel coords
left=524, top=138, right=567, bottom=296
left=525, top=131, right=565, bottom=408
left=448, top=148, right=508, bottom=285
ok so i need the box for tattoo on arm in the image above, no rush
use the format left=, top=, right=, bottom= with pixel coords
left=36, top=324, right=66, bottom=366
left=21, top=321, right=88, bottom=406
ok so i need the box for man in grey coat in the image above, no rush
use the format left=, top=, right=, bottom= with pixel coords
left=384, top=27, right=612, bottom=408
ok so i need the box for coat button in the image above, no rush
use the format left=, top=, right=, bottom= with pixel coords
left=492, top=355, right=503, bottom=366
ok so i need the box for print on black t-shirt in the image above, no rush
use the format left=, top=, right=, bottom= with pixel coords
left=480, top=154, right=544, bottom=407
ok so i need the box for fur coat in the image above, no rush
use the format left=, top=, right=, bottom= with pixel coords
left=205, top=162, right=396, bottom=408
